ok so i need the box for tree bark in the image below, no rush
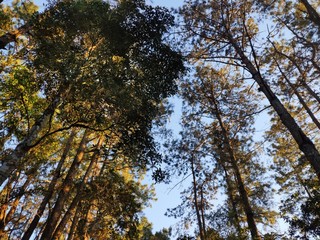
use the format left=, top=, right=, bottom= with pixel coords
left=22, top=130, right=76, bottom=240
left=52, top=136, right=104, bottom=240
left=300, top=0, right=320, bottom=29
left=66, top=203, right=81, bottom=240
left=226, top=32, right=320, bottom=181
left=0, top=85, right=71, bottom=186
left=211, top=94, right=261, bottom=240
left=222, top=164, right=243, bottom=237
left=190, top=156, right=205, bottom=240
left=40, top=129, right=89, bottom=240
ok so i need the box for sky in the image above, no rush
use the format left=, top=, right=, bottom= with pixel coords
left=144, top=0, right=187, bottom=235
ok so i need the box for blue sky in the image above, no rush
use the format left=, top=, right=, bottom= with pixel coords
left=144, top=0, right=187, bottom=235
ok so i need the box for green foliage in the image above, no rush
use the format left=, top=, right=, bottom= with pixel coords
left=0, top=0, right=184, bottom=239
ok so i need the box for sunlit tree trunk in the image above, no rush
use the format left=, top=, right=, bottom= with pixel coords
left=52, top=135, right=103, bottom=240
left=0, top=85, right=71, bottom=186
left=190, top=156, right=205, bottom=240
left=66, top=204, right=81, bottom=240
left=40, top=129, right=89, bottom=240
left=22, top=130, right=76, bottom=240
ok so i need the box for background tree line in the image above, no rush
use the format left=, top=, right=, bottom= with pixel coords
left=0, top=0, right=319, bottom=239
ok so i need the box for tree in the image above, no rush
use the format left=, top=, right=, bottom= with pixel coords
left=179, top=0, right=320, bottom=181
left=0, top=0, right=184, bottom=238
left=0, top=0, right=184, bottom=185
left=166, top=64, right=276, bottom=239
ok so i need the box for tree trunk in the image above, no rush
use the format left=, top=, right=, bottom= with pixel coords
left=274, top=61, right=320, bottom=130
left=211, top=95, right=261, bottom=240
left=190, top=156, right=205, bottom=240
left=66, top=203, right=81, bottom=240
left=52, top=136, right=103, bottom=240
left=22, top=130, right=76, bottom=240
left=0, top=85, right=71, bottom=186
left=200, top=187, right=207, bottom=239
left=227, top=32, right=320, bottom=181
left=0, top=180, right=12, bottom=238
left=40, top=129, right=89, bottom=240
left=300, top=0, right=320, bottom=29
left=222, top=164, right=243, bottom=237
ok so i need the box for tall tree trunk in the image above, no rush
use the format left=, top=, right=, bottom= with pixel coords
left=199, top=187, right=207, bottom=239
left=0, top=85, right=71, bottom=186
left=66, top=203, right=81, bottom=240
left=76, top=199, right=93, bottom=240
left=274, top=60, right=320, bottom=130
left=0, top=166, right=37, bottom=236
left=222, top=164, right=243, bottom=237
left=226, top=31, right=320, bottom=181
left=270, top=41, right=320, bottom=118
left=52, top=136, right=104, bottom=240
left=22, top=130, right=76, bottom=240
left=211, top=95, right=261, bottom=240
left=300, top=79, right=320, bottom=105
left=190, top=156, right=205, bottom=240
left=40, top=129, right=89, bottom=240
left=0, top=180, right=12, bottom=238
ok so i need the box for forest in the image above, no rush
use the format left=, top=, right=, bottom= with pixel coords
left=0, top=0, right=319, bottom=239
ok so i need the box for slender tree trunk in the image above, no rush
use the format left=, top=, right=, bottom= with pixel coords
left=22, top=130, right=76, bottom=240
left=190, top=156, right=205, bottom=240
left=226, top=32, right=320, bottom=181
left=274, top=61, right=320, bottom=130
left=301, top=80, right=320, bottom=105
left=270, top=41, right=320, bottom=119
left=52, top=191, right=80, bottom=240
left=77, top=200, right=93, bottom=240
left=222, top=164, right=243, bottom=237
left=52, top=136, right=104, bottom=240
left=0, top=85, right=71, bottom=186
left=0, top=180, right=12, bottom=238
left=66, top=203, right=81, bottom=240
left=211, top=95, right=261, bottom=240
left=200, top=187, right=207, bottom=239
left=40, top=129, right=89, bottom=240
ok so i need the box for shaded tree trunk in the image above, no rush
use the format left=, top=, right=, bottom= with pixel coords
left=300, top=0, right=320, bottom=29
left=211, top=94, right=261, bottom=240
left=226, top=31, right=320, bottom=181
left=190, top=156, right=205, bottom=240
left=222, top=164, right=243, bottom=237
